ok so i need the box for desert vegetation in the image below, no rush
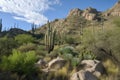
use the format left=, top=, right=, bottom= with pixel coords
left=0, top=3, right=120, bottom=80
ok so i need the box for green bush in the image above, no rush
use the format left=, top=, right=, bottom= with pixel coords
left=0, top=37, right=18, bottom=56
left=59, top=46, right=74, bottom=55
left=15, top=34, right=35, bottom=45
left=18, top=43, right=37, bottom=52
left=63, top=53, right=73, bottom=60
left=35, top=45, right=47, bottom=56
left=95, top=27, right=120, bottom=62
left=71, top=58, right=80, bottom=67
left=80, top=50, right=96, bottom=60
left=65, top=37, right=74, bottom=44
left=113, top=17, right=120, bottom=27
left=0, top=50, right=37, bottom=79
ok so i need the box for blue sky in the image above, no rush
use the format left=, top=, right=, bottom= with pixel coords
left=0, top=0, right=118, bottom=31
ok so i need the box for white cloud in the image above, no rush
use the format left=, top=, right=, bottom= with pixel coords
left=0, top=0, right=61, bottom=25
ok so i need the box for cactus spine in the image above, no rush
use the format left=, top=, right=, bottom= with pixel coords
left=0, top=19, right=2, bottom=32
left=45, top=21, right=56, bottom=53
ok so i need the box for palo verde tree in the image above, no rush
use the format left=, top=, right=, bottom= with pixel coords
left=44, top=21, right=56, bottom=53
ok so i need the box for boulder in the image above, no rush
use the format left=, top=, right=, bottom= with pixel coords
left=82, top=7, right=98, bottom=20
left=47, top=57, right=66, bottom=69
left=70, top=73, right=79, bottom=80
left=80, top=60, right=106, bottom=77
left=82, top=13, right=96, bottom=20
left=70, top=70, right=98, bottom=80
left=67, top=8, right=82, bottom=17
left=35, top=59, right=46, bottom=68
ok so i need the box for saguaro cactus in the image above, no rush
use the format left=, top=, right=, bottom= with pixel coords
left=45, top=21, right=56, bottom=53
left=31, top=23, right=36, bottom=34
left=0, top=19, right=2, bottom=32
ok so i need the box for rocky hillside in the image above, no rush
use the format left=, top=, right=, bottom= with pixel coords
left=35, top=7, right=102, bottom=35
left=35, top=1, right=120, bottom=35
left=0, top=2, right=120, bottom=80
left=104, top=1, right=120, bottom=16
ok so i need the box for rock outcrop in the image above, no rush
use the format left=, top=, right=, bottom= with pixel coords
left=35, top=59, right=46, bottom=68
left=70, top=60, right=106, bottom=80
left=67, top=7, right=99, bottom=20
left=82, top=7, right=99, bottom=20
left=81, top=60, right=106, bottom=77
left=70, top=70, right=98, bottom=80
left=47, top=57, right=66, bottom=69
left=105, top=1, right=120, bottom=16
left=67, top=8, right=82, bottom=17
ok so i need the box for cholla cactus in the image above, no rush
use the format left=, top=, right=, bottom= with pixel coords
left=45, top=21, right=56, bottom=53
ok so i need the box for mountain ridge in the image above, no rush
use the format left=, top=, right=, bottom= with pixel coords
left=35, top=1, right=120, bottom=35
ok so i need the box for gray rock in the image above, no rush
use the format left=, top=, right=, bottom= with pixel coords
left=70, top=70, right=98, bottom=80
left=47, top=57, right=66, bottom=69
left=70, top=73, right=79, bottom=80
left=82, top=7, right=98, bottom=20
left=67, top=8, right=82, bottom=17
left=35, top=59, right=46, bottom=68
left=80, top=60, right=106, bottom=77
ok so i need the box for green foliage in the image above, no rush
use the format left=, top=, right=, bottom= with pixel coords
left=95, top=27, right=120, bottom=62
left=71, top=58, right=80, bottom=67
left=65, top=36, right=74, bottom=44
left=63, top=53, right=73, bottom=60
left=113, top=17, right=120, bottom=27
left=35, top=45, right=47, bottom=56
left=59, top=46, right=74, bottom=55
left=59, top=46, right=79, bottom=67
left=0, top=50, right=37, bottom=76
left=18, top=43, right=36, bottom=52
left=80, top=50, right=96, bottom=60
left=0, top=37, right=18, bottom=56
left=15, top=34, right=35, bottom=45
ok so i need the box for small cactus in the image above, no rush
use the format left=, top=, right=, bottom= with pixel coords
left=45, top=21, right=56, bottom=53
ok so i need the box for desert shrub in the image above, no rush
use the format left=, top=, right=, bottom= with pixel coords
left=0, top=50, right=37, bottom=79
left=94, top=26, right=120, bottom=63
left=18, top=43, right=36, bottom=52
left=80, top=50, right=96, bottom=60
left=63, top=53, right=73, bottom=60
left=54, top=66, right=69, bottom=80
left=36, top=45, right=47, bottom=56
left=65, top=37, right=74, bottom=44
left=59, top=46, right=77, bottom=56
left=0, top=37, right=18, bottom=56
left=15, top=34, right=35, bottom=45
left=113, top=17, right=120, bottom=27
left=60, top=47, right=73, bottom=54
left=71, top=58, right=80, bottom=67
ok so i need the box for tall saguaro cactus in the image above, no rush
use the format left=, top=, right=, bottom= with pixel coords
left=0, top=19, right=2, bottom=32
left=31, top=23, right=36, bottom=34
left=45, top=21, right=56, bottom=53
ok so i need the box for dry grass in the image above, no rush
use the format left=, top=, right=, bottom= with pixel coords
left=100, top=59, right=119, bottom=80
left=103, top=59, right=119, bottom=74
